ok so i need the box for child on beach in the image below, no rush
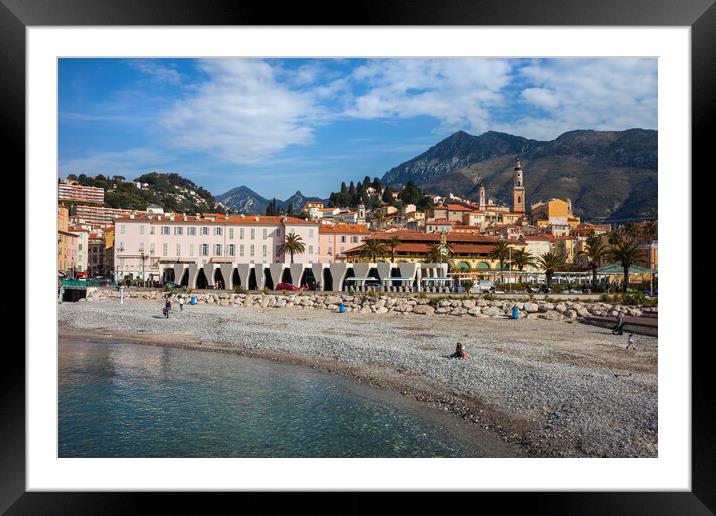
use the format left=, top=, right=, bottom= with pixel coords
left=179, top=296, right=185, bottom=311
left=450, top=342, right=467, bottom=360
left=626, top=334, right=636, bottom=350
left=164, top=298, right=172, bottom=318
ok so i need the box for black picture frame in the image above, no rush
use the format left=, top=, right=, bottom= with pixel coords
left=3, top=0, right=710, bottom=512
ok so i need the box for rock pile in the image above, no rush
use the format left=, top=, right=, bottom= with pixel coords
left=87, top=289, right=653, bottom=321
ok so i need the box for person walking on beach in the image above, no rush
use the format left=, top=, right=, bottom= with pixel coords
left=626, top=334, right=636, bottom=350
left=164, top=297, right=172, bottom=319
left=612, top=312, right=625, bottom=335
left=178, top=295, right=185, bottom=311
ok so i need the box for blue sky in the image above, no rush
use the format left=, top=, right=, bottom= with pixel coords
left=59, top=58, right=657, bottom=199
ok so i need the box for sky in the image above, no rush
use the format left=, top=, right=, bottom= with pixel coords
left=58, top=58, right=657, bottom=199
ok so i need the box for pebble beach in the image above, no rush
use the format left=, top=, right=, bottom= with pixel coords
left=58, top=296, right=658, bottom=457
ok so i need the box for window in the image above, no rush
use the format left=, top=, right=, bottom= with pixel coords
left=262, top=245, right=267, bottom=257
left=78, top=243, right=83, bottom=251
left=309, top=229, right=314, bottom=238
left=120, top=225, right=126, bottom=234
left=162, top=243, right=168, bottom=256
left=308, top=245, right=313, bottom=255
left=250, top=244, right=255, bottom=257
left=139, top=225, right=145, bottom=235
left=340, top=236, right=346, bottom=243
left=174, top=226, right=183, bottom=236
left=201, top=227, right=209, bottom=236
left=176, top=244, right=181, bottom=256
left=188, top=227, right=196, bottom=236
left=150, top=243, right=155, bottom=254
left=250, top=228, right=255, bottom=239
left=214, top=244, right=222, bottom=256
left=239, top=228, right=244, bottom=239
left=240, top=244, right=244, bottom=257
left=262, top=228, right=267, bottom=239
left=189, top=243, right=194, bottom=256
left=228, top=244, right=235, bottom=257
left=150, top=226, right=155, bottom=235
left=229, top=228, right=234, bottom=239
left=119, top=241, right=124, bottom=251
left=214, top=227, right=222, bottom=236
left=139, top=242, right=144, bottom=252
left=351, top=236, right=358, bottom=243
left=161, top=226, right=170, bottom=235
left=200, top=244, right=209, bottom=256
left=276, top=229, right=281, bottom=238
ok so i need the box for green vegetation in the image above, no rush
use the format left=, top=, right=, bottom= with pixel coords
left=326, top=177, right=434, bottom=212
left=63, top=172, right=226, bottom=213
left=277, top=232, right=306, bottom=264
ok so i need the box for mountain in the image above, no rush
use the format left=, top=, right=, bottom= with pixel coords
left=215, top=185, right=270, bottom=214
left=383, top=129, right=657, bottom=220
left=215, top=186, right=323, bottom=214
left=63, top=172, right=227, bottom=214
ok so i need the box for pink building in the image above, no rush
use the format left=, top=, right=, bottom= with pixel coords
left=114, top=213, right=320, bottom=284
left=319, top=223, right=370, bottom=262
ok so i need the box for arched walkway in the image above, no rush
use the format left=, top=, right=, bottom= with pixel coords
left=163, top=268, right=175, bottom=283
left=179, top=269, right=189, bottom=288
left=213, top=268, right=226, bottom=289
left=323, top=268, right=333, bottom=291
left=263, top=268, right=274, bottom=290
left=196, top=269, right=209, bottom=289
left=300, top=268, right=316, bottom=289
left=281, top=269, right=292, bottom=285
left=232, top=269, right=241, bottom=288
left=248, top=269, right=257, bottom=290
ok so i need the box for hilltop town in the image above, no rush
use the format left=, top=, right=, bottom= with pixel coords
left=58, top=158, right=657, bottom=294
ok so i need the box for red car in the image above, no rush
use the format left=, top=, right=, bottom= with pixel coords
left=276, top=283, right=299, bottom=291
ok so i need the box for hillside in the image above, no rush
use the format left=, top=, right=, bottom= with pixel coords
left=63, top=172, right=228, bottom=214
left=383, top=129, right=657, bottom=220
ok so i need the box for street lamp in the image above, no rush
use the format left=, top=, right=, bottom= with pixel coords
left=116, top=244, right=125, bottom=284
left=140, top=251, right=147, bottom=287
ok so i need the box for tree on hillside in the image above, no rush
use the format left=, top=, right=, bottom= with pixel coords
left=287, top=202, right=295, bottom=216
left=398, top=181, right=422, bottom=205
left=372, top=177, right=382, bottom=193
left=382, top=186, right=394, bottom=204
left=277, top=232, right=306, bottom=264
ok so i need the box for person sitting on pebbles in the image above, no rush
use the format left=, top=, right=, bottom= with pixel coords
left=450, top=342, right=468, bottom=360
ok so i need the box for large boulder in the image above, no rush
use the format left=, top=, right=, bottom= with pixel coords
left=539, top=310, right=562, bottom=320
left=413, top=304, right=435, bottom=315
left=325, top=296, right=342, bottom=305
left=523, top=302, right=539, bottom=313
left=482, top=306, right=503, bottom=317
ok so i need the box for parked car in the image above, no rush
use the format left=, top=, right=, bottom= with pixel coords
left=540, top=285, right=552, bottom=294
left=276, top=283, right=299, bottom=291
left=364, top=280, right=384, bottom=291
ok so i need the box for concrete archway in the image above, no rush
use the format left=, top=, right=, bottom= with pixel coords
left=213, top=268, right=226, bottom=289
left=195, top=269, right=209, bottom=289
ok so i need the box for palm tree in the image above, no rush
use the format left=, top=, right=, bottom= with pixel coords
left=359, top=239, right=388, bottom=262
left=424, top=241, right=453, bottom=264
left=579, top=234, right=610, bottom=289
left=489, top=240, right=511, bottom=283
left=277, top=232, right=305, bottom=264
left=385, top=235, right=402, bottom=262
left=607, top=237, right=644, bottom=292
left=509, top=248, right=535, bottom=283
left=537, top=251, right=565, bottom=287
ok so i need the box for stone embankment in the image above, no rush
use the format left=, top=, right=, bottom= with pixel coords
left=86, top=288, right=656, bottom=322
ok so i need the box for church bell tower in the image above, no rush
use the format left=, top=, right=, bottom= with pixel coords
left=512, top=158, right=525, bottom=214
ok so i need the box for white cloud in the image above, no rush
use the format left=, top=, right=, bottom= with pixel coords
left=502, top=58, right=657, bottom=139
left=342, top=58, right=513, bottom=134
left=127, top=60, right=183, bottom=85
left=159, top=59, right=321, bottom=164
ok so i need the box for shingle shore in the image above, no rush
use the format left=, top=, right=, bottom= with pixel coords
left=59, top=298, right=658, bottom=457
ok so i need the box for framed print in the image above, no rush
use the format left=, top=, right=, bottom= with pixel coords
left=3, top=0, right=713, bottom=512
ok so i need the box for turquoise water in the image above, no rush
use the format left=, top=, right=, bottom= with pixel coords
left=58, top=338, right=517, bottom=458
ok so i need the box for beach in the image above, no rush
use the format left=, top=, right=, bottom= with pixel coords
left=58, top=297, right=658, bottom=457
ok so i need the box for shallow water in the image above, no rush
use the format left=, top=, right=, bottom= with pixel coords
left=59, top=337, right=519, bottom=458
